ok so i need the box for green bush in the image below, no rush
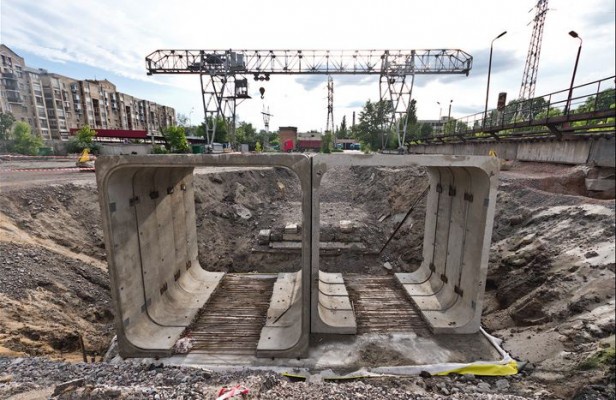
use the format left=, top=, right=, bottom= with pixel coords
left=68, top=125, right=100, bottom=154
left=152, top=144, right=169, bottom=154
left=9, top=122, right=44, bottom=155
left=162, top=126, right=190, bottom=153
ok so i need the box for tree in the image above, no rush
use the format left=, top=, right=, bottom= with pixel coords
left=354, top=100, right=393, bottom=150
left=398, top=99, right=419, bottom=144
left=420, top=123, right=433, bottom=139
left=575, top=88, right=616, bottom=113
left=0, top=112, right=16, bottom=141
left=196, top=116, right=228, bottom=144
left=235, top=122, right=259, bottom=149
left=68, top=124, right=99, bottom=153
left=10, top=121, right=44, bottom=155
left=163, top=125, right=190, bottom=153
left=176, top=113, right=189, bottom=126
left=321, top=131, right=332, bottom=153
left=337, top=116, right=349, bottom=139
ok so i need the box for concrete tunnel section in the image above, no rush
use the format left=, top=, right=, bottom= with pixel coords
left=96, top=153, right=499, bottom=360
left=95, top=154, right=312, bottom=359
left=311, top=154, right=500, bottom=335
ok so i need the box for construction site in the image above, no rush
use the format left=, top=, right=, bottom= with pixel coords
left=1, top=0, right=615, bottom=398
left=0, top=148, right=614, bottom=399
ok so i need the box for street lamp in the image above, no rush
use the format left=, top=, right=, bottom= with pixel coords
left=564, top=31, right=582, bottom=115
left=448, top=99, right=454, bottom=133
left=437, top=101, right=442, bottom=119
left=188, top=107, right=194, bottom=126
left=484, top=31, right=507, bottom=128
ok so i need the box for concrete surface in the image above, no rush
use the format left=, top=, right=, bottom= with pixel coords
left=408, top=136, right=615, bottom=167
left=312, top=154, right=500, bottom=335
left=97, top=153, right=499, bottom=359
left=96, top=154, right=312, bottom=359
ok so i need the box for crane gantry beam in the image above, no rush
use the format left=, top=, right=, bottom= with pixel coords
left=146, top=49, right=473, bottom=76
left=145, top=49, right=473, bottom=149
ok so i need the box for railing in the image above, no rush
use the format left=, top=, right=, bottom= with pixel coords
left=427, top=76, right=615, bottom=142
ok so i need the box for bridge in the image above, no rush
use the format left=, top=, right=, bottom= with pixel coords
left=409, top=76, right=615, bottom=195
left=418, top=76, right=615, bottom=143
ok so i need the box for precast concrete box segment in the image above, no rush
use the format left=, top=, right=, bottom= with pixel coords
left=95, top=154, right=312, bottom=358
left=311, top=154, right=499, bottom=334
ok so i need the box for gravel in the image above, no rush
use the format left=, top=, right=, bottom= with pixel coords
left=0, top=357, right=559, bottom=399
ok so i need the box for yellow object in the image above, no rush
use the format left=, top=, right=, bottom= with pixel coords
left=79, top=148, right=91, bottom=163
left=434, top=360, right=518, bottom=376
left=488, top=149, right=497, bottom=157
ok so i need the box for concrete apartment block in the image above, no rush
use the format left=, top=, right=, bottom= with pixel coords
left=96, top=154, right=312, bottom=358
left=0, top=44, right=176, bottom=140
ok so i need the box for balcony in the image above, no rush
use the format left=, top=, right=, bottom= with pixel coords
left=7, top=92, right=23, bottom=103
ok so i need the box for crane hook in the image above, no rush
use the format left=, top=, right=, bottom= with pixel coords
left=259, top=87, right=265, bottom=99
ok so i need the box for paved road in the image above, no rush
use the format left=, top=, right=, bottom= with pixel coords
left=0, top=157, right=270, bottom=192
left=0, top=157, right=95, bottom=192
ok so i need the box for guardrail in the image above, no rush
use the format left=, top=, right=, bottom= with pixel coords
left=423, top=76, right=615, bottom=143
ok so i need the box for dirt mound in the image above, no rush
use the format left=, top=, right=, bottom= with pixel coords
left=0, top=241, right=113, bottom=358
left=483, top=175, right=615, bottom=398
left=0, top=184, right=105, bottom=262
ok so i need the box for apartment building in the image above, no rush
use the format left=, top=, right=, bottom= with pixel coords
left=0, top=44, right=176, bottom=140
left=0, top=45, right=33, bottom=128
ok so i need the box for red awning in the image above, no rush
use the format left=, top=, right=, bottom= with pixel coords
left=70, top=128, right=148, bottom=139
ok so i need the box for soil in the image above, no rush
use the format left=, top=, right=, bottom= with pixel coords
left=0, top=158, right=614, bottom=398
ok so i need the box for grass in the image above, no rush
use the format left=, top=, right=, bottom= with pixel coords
left=578, top=346, right=616, bottom=370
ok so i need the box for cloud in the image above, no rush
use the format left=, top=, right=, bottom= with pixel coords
left=343, top=100, right=366, bottom=108
left=1, top=0, right=163, bottom=84
left=295, top=76, right=327, bottom=91
left=294, top=74, right=377, bottom=91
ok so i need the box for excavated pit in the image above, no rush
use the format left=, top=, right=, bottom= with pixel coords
left=1, top=157, right=613, bottom=397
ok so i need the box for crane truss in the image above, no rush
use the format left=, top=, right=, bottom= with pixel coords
left=146, top=49, right=473, bottom=148
left=519, top=0, right=549, bottom=101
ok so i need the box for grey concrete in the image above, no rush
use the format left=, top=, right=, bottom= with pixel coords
left=409, top=136, right=615, bottom=167
left=589, top=137, right=616, bottom=168
left=162, top=330, right=504, bottom=372
left=96, top=154, right=312, bottom=359
left=516, top=140, right=592, bottom=164
left=257, top=272, right=304, bottom=357
left=99, top=143, right=153, bottom=155
left=312, top=154, right=500, bottom=334
left=97, top=153, right=499, bottom=360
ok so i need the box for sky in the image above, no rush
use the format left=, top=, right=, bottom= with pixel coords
left=1, top=0, right=614, bottom=132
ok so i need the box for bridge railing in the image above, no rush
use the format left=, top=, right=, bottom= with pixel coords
left=435, top=75, right=615, bottom=140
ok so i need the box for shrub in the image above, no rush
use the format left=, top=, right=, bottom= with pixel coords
left=162, top=126, right=190, bottom=153
left=68, top=125, right=100, bottom=154
left=10, top=122, right=44, bottom=155
left=152, top=144, right=169, bottom=154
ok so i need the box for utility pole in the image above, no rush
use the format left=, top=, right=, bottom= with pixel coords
left=519, top=0, right=549, bottom=100
left=326, top=76, right=335, bottom=146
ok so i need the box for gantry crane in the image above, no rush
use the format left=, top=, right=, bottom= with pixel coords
left=146, top=49, right=473, bottom=149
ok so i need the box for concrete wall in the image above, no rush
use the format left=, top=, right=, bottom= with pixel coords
left=99, top=143, right=152, bottom=155
left=409, top=137, right=615, bottom=168
left=312, top=154, right=500, bottom=334
left=96, top=154, right=312, bottom=358
left=97, top=153, right=500, bottom=359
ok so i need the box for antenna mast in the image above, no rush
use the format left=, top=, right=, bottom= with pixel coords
left=519, top=0, right=549, bottom=100
left=326, top=76, right=335, bottom=146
